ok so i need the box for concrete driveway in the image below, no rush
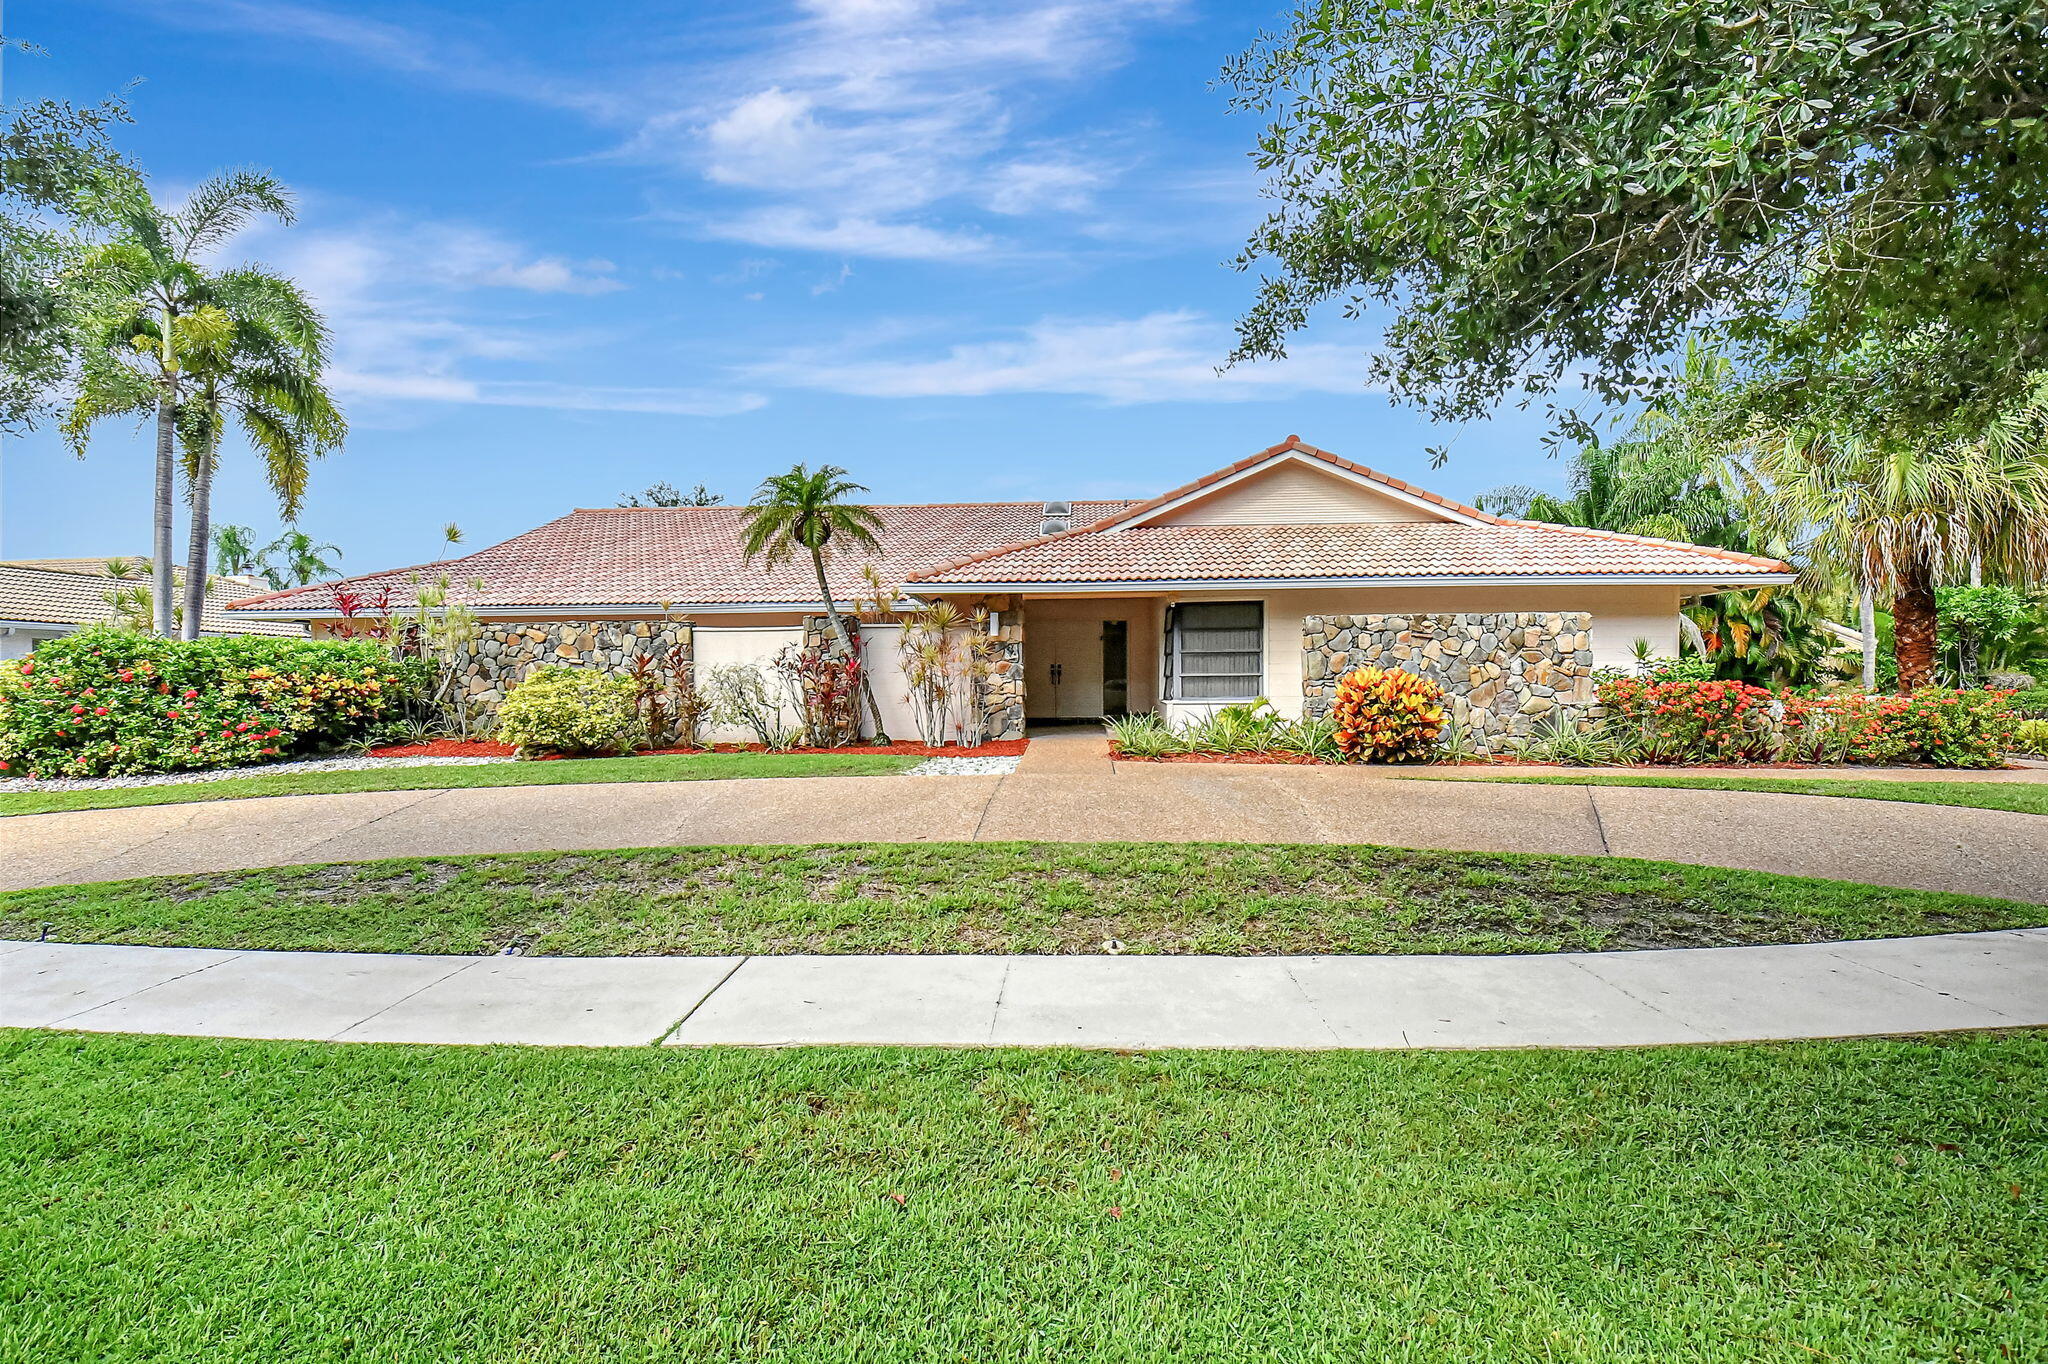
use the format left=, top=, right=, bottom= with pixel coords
left=4, top=762, right=2046, bottom=901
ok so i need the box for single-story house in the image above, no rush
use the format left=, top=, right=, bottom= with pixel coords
left=225, top=437, right=1793, bottom=746
left=1, top=560, right=304, bottom=659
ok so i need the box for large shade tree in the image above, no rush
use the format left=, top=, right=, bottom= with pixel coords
left=0, top=94, right=133, bottom=433
left=1223, top=0, right=2048, bottom=431
left=739, top=464, right=890, bottom=743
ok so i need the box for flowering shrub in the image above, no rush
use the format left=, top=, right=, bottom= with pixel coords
left=1596, top=675, right=1780, bottom=763
left=1329, top=667, right=1446, bottom=762
left=771, top=642, right=862, bottom=747
left=1881, top=689, right=2019, bottom=768
left=0, top=626, right=420, bottom=778
left=494, top=666, right=639, bottom=756
left=1601, top=676, right=2019, bottom=767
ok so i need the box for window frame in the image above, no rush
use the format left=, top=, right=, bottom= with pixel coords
left=1165, top=600, right=1265, bottom=703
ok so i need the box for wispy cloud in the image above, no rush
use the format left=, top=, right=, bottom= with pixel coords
left=229, top=209, right=760, bottom=418
left=742, top=310, right=1373, bottom=404
left=112, top=0, right=1187, bottom=264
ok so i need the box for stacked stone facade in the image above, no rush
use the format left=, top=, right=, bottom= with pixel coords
left=1302, top=612, right=1599, bottom=753
left=978, top=614, right=1026, bottom=742
left=449, top=619, right=693, bottom=709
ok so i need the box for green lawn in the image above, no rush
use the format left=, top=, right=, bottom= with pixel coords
left=1394, top=768, right=2048, bottom=815
left=6, top=841, right=2037, bottom=957
left=0, top=750, right=923, bottom=817
left=4, top=1030, right=2043, bottom=1362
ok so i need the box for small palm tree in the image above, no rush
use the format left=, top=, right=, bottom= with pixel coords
left=211, top=524, right=266, bottom=579
left=739, top=464, right=890, bottom=742
left=263, top=529, right=343, bottom=588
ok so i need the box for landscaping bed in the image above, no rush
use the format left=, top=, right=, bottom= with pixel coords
left=371, top=737, right=1030, bottom=759
left=5, top=841, right=2036, bottom=958
left=5, top=1030, right=2042, bottom=1362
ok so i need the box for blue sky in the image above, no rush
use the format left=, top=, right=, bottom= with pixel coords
left=3, top=0, right=1567, bottom=572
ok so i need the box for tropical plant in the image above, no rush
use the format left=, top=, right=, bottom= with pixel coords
left=705, top=663, right=797, bottom=750
left=1514, top=717, right=1646, bottom=767
left=770, top=642, right=863, bottom=748
left=262, top=529, right=342, bottom=588
left=170, top=265, right=343, bottom=637
left=495, top=666, right=637, bottom=758
left=626, top=639, right=706, bottom=750
left=1329, top=668, right=1446, bottom=762
left=1104, top=712, right=1182, bottom=759
left=1684, top=586, right=1845, bottom=688
left=738, top=464, right=889, bottom=742
left=1223, top=0, right=2048, bottom=440
left=618, top=481, right=722, bottom=507
left=1937, top=586, right=2048, bottom=685
left=62, top=170, right=332, bottom=636
left=210, top=524, right=266, bottom=579
left=2015, top=718, right=2048, bottom=757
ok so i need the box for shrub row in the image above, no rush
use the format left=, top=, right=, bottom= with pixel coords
left=1598, top=675, right=2022, bottom=768
left=0, top=626, right=423, bottom=778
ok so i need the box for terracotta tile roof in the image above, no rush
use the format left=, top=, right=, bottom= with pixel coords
left=907, top=523, right=1793, bottom=587
left=1071, top=434, right=1498, bottom=531
left=226, top=502, right=1140, bottom=613
left=0, top=565, right=307, bottom=636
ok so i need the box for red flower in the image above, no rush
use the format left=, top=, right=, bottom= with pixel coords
left=167, top=709, right=181, bottom=718
left=182, top=689, right=198, bottom=699
left=94, top=706, right=108, bottom=716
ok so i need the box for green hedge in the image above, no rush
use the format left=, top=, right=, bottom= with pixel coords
left=0, top=626, right=424, bottom=778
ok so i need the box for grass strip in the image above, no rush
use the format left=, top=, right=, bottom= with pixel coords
left=4, top=841, right=2036, bottom=957
left=4, top=1030, right=2044, bottom=1362
left=1389, top=767, right=2048, bottom=815
left=0, top=751, right=923, bottom=817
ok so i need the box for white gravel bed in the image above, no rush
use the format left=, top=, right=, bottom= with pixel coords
left=0, top=752, right=516, bottom=793
left=902, top=755, right=1020, bottom=777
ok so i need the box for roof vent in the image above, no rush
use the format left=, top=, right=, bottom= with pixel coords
left=1039, top=500, right=1072, bottom=536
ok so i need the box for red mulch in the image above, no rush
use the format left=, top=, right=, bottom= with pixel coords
left=368, top=738, right=1029, bottom=760
left=1108, top=747, right=2025, bottom=771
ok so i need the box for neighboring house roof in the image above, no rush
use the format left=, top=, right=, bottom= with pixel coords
left=226, top=436, right=1793, bottom=619
left=225, top=501, right=1141, bottom=614
left=0, top=565, right=306, bottom=637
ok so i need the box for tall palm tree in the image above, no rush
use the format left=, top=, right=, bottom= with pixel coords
left=1739, top=377, right=2048, bottom=689
left=174, top=267, right=343, bottom=636
left=739, top=464, right=890, bottom=742
left=262, top=529, right=343, bottom=588
left=61, top=170, right=300, bottom=635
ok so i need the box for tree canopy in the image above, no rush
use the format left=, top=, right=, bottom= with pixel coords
left=1223, top=0, right=2048, bottom=428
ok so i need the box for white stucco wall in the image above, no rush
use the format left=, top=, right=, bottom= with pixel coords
left=1154, top=584, right=1684, bottom=721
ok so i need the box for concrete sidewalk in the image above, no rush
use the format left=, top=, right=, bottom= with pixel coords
left=6, top=766, right=2046, bottom=901
left=6, top=930, right=2044, bottom=1048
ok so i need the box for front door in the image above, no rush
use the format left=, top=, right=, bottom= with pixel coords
left=1101, top=620, right=1129, bottom=715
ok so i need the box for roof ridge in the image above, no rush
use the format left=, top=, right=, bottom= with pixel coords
left=568, top=499, right=1141, bottom=514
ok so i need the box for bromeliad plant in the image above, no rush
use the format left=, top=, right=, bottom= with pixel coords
left=1329, top=667, right=1447, bottom=762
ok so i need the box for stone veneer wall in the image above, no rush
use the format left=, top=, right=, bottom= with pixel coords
left=451, top=619, right=693, bottom=708
left=1302, top=612, right=1599, bottom=753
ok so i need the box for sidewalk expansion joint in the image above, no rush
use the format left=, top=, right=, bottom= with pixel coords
left=650, top=955, right=751, bottom=1045
left=50, top=948, right=249, bottom=1027
left=328, top=956, right=485, bottom=1040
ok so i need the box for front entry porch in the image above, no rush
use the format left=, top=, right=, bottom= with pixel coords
left=1017, top=596, right=1162, bottom=724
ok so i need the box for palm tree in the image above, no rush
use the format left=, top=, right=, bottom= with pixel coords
left=174, top=267, right=343, bottom=636
left=1741, top=392, right=2048, bottom=689
left=739, top=464, right=890, bottom=742
left=262, top=529, right=343, bottom=588
left=61, top=170, right=301, bottom=635
left=211, top=524, right=266, bottom=579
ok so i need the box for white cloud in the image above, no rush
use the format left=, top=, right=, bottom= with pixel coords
left=694, top=208, right=1000, bottom=261
left=983, top=157, right=1103, bottom=215
left=743, top=310, right=1372, bottom=404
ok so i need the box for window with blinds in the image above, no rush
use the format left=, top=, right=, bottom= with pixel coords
left=1166, top=601, right=1264, bottom=700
